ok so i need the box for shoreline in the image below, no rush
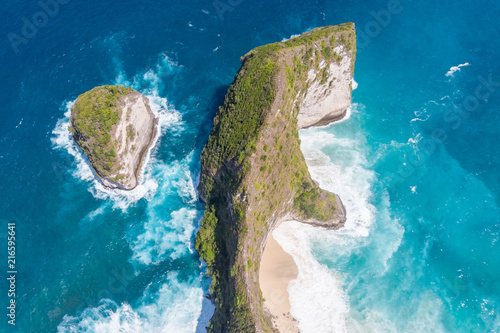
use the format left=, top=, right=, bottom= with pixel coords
left=134, top=113, right=159, bottom=187
left=259, top=232, right=299, bottom=332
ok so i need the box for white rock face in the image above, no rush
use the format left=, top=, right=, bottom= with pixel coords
left=297, top=45, right=353, bottom=129
left=102, top=92, right=157, bottom=190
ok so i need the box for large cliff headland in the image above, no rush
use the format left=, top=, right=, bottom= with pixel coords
left=196, top=23, right=356, bottom=332
left=69, top=85, right=157, bottom=190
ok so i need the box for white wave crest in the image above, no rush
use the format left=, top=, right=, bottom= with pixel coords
left=130, top=152, right=201, bottom=266
left=445, top=62, right=470, bottom=77
left=282, top=34, right=301, bottom=42
left=410, top=108, right=431, bottom=123
left=352, top=78, right=358, bottom=90
left=57, top=272, right=214, bottom=333
left=407, top=132, right=423, bottom=148
left=274, top=222, right=350, bottom=332
left=132, top=207, right=199, bottom=265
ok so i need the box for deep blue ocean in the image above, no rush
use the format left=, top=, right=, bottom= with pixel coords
left=1, top=0, right=500, bottom=332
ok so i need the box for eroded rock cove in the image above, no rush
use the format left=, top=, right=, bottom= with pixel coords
left=196, top=23, right=356, bottom=332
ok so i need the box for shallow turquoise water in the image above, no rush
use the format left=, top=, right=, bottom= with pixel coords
left=1, top=0, right=499, bottom=331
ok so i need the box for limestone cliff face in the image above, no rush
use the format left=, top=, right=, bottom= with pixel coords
left=297, top=43, right=354, bottom=129
left=70, top=85, right=157, bottom=190
left=196, top=23, right=355, bottom=333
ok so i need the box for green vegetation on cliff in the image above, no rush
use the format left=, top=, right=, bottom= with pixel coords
left=197, top=23, right=355, bottom=332
left=69, top=85, right=134, bottom=178
left=201, top=46, right=278, bottom=198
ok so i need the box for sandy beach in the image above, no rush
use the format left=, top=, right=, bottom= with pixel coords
left=259, top=232, right=300, bottom=332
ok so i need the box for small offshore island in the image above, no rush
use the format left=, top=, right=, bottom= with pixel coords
left=197, top=23, right=356, bottom=332
left=69, top=85, right=157, bottom=190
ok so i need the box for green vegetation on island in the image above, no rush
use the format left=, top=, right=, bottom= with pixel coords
left=69, top=85, right=134, bottom=178
left=69, top=84, right=156, bottom=190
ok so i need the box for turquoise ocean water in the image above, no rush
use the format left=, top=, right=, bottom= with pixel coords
left=1, top=0, right=500, bottom=331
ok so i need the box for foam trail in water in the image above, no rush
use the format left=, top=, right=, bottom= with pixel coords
left=445, top=62, right=470, bottom=77
left=57, top=272, right=214, bottom=333
left=274, top=222, right=349, bottom=332
left=282, top=34, right=301, bottom=41
left=300, top=122, right=376, bottom=238
left=55, top=149, right=214, bottom=332
left=131, top=151, right=201, bottom=266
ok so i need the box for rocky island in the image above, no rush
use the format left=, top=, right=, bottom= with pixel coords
left=69, top=85, right=157, bottom=190
left=196, top=23, right=356, bottom=332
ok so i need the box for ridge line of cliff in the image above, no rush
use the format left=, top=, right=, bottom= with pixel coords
left=196, top=23, right=356, bottom=332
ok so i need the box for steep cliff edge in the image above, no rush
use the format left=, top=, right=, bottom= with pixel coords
left=196, top=23, right=356, bottom=332
left=69, top=85, right=157, bottom=190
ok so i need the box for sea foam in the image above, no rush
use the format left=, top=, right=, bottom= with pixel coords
left=273, top=103, right=378, bottom=332
left=445, top=62, right=470, bottom=77
left=274, top=221, right=349, bottom=332
left=57, top=272, right=213, bottom=333
left=352, top=78, right=358, bottom=90
left=130, top=151, right=202, bottom=266
left=51, top=56, right=183, bottom=211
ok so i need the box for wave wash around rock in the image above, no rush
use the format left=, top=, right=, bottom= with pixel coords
left=196, top=23, right=356, bottom=332
left=69, top=85, right=158, bottom=190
